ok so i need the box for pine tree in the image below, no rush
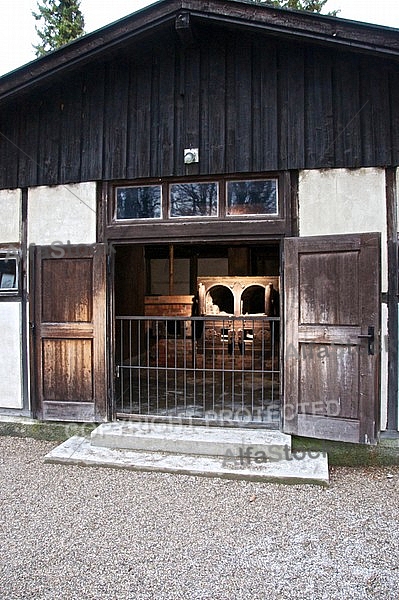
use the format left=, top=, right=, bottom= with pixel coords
left=251, top=0, right=338, bottom=15
left=33, top=0, right=85, bottom=57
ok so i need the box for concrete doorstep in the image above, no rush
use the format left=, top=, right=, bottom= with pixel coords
left=44, top=423, right=329, bottom=486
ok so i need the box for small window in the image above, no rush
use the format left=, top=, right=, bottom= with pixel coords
left=227, top=179, right=278, bottom=216
left=116, top=185, right=162, bottom=220
left=170, top=182, right=218, bottom=218
left=0, top=255, right=18, bottom=294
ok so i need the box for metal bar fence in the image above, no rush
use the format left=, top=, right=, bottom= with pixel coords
left=115, top=315, right=280, bottom=425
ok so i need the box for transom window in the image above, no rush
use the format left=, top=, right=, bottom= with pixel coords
left=114, top=177, right=279, bottom=222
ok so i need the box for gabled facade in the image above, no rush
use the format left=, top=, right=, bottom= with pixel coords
left=0, top=0, right=398, bottom=444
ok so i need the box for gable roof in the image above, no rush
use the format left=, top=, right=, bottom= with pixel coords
left=1, top=0, right=399, bottom=102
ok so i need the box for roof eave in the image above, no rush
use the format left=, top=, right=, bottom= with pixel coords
left=0, top=0, right=398, bottom=103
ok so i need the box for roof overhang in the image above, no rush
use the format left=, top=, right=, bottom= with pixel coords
left=1, top=0, right=398, bottom=103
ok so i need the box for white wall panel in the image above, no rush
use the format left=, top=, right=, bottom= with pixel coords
left=0, top=189, right=21, bottom=243
left=0, top=302, right=22, bottom=409
left=28, top=182, right=96, bottom=245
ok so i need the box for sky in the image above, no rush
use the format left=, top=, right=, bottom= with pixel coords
left=1, top=0, right=399, bottom=76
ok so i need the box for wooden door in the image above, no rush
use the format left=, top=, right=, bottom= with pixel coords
left=284, top=233, right=380, bottom=444
left=31, top=244, right=107, bottom=422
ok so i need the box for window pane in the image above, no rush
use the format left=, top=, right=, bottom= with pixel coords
left=116, top=186, right=161, bottom=220
left=0, top=257, right=17, bottom=291
left=170, top=183, right=218, bottom=218
left=227, top=180, right=278, bottom=216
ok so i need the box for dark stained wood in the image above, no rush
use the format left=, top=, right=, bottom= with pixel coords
left=115, top=245, right=145, bottom=316
left=391, top=69, right=399, bottom=166
left=278, top=43, right=305, bottom=170
left=37, top=89, right=61, bottom=186
left=135, top=53, right=153, bottom=179
left=228, top=247, right=250, bottom=276
left=284, top=233, right=380, bottom=444
left=0, top=23, right=399, bottom=190
left=0, top=105, right=19, bottom=187
left=183, top=43, right=201, bottom=167
left=359, top=58, right=392, bottom=167
left=103, top=59, right=129, bottom=180
left=59, top=74, right=83, bottom=183
left=233, top=34, right=252, bottom=173
left=17, top=97, right=41, bottom=187
left=81, top=66, right=105, bottom=181
left=206, top=33, right=226, bottom=175
left=42, top=258, right=93, bottom=322
left=32, top=244, right=107, bottom=422
left=1, top=0, right=399, bottom=112
left=305, top=47, right=334, bottom=168
left=252, top=38, right=278, bottom=172
left=332, top=53, right=362, bottom=167
left=158, top=46, right=176, bottom=176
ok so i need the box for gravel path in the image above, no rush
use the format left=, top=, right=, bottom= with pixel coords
left=0, top=436, right=398, bottom=600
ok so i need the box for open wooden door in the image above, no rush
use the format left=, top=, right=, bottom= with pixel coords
left=284, top=233, right=380, bottom=444
left=31, top=244, right=107, bottom=422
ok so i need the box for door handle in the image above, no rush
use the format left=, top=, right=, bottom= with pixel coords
left=358, top=326, right=375, bottom=355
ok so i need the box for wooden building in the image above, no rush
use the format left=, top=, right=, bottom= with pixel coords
left=0, top=0, right=398, bottom=445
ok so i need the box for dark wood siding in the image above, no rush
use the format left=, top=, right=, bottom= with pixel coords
left=1, top=24, right=399, bottom=190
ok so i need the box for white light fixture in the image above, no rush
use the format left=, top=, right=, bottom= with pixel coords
left=184, top=148, right=199, bottom=164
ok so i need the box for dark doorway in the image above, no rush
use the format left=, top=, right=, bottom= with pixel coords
left=113, top=242, right=281, bottom=426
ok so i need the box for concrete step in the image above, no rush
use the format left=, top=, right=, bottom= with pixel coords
left=44, top=436, right=329, bottom=486
left=91, top=422, right=292, bottom=460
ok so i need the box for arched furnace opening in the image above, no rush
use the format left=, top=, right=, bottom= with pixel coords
left=206, top=285, right=234, bottom=314
left=241, top=285, right=265, bottom=315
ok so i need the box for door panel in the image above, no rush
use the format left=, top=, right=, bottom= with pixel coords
left=31, top=244, right=107, bottom=422
left=284, top=233, right=380, bottom=444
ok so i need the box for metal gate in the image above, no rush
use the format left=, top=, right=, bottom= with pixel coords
left=115, top=315, right=280, bottom=426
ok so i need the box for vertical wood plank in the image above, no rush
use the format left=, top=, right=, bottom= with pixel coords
left=159, top=43, right=176, bottom=176
left=252, top=38, right=278, bottom=172
left=207, top=31, right=226, bottom=175
left=390, top=68, right=399, bottom=166
left=59, top=74, right=83, bottom=183
left=278, top=43, right=305, bottom=170
left=37, top=87, right=61, bottom=186
left=183, top=44, right=201, bottom=168
left=225, top=33, right=236, bottom=174
left=305, top=47, right=334, bottom=168
left=359, top=57, right=392, bottom=166
left=81, top=66, right=105, bottom=181
left=150, top=54, right=161, bottom=177
left=134, top=53, right=153, bottom=179
left=234, top=33, right=252, bottom=173
left=0, top=105, right=19, bottom=188
left=17, top=96, right=41, bottom=187
left=103, top=59, right=129, bottom=180
left=332, top=53, right=362, bottom=168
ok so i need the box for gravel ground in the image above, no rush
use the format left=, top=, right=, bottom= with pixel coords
left=0, top=437, right=399, bottom=600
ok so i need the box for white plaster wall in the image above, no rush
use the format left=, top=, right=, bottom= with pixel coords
left=298, top=168, right=387, bottom=292
left=0, top=189, right=21, bottom=244
left=28, top=182, right=97, bottom=245
left=0, top=302, right=23, bottom=409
